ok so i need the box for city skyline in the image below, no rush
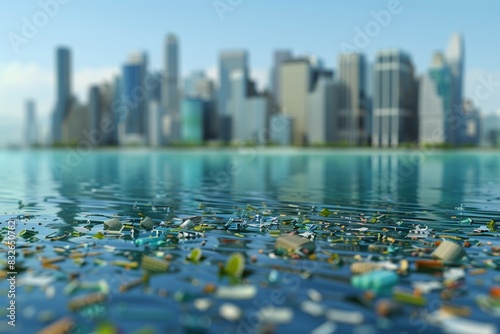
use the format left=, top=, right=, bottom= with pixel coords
left=2, top=1, right=500, bottom=145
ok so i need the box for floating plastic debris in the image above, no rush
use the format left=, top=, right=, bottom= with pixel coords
left=187, top=248, right=203, bottom=262
left=301, top=300, right=325, bottom=317
left=275, top=234, right=316, bottom=256
left=68, top=292, right=107, bottom=312
left=351, top=270, right=398, bottom=293
left=38, top=316, right=75, bottom=334
left=406, top=225, right=431, bottom=238
left=215, top=285, right=257, bottom=300
left=223, top=252, right=245, bottom=278
left=140, top=255, right=169, bottom=272
left=219, top=303, right=242, bottom=322
left=260, top=307, right=293, bottom=324
left=432, top=240, right=467, bottom=263
left=310, top=321, right=337, bottom=334
left=392, top=289, right=427, bottom=307
left=103, top=218, right=122, bottom=231
left=140, top=217, right=154, bottom=230
left=224, top=218, right=248, bottom=231
left=473, top=225, right=491, bottom=233
left=326, top=308, right=364, bottom=325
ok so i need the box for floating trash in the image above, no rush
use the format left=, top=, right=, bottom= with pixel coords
left=140, top=255, right=170, bottom=273
left=432, top=240, right=467, bottom=263
left=103, top=218, right=122, bottom=231
left=406, top=225, right=431, bottom=238
left=351, top=270, right=398, bottom=293
left=275, top=234, right=316, bottom=256
left=219, top=303, right=242, bottom=322
left=223, top=252, right=245, bottom=277
left=224, top=218, right=248, bottom=231
left=68, top=292, right=107, bottom=312
left=325, top=308, right=364, bottom=325
left=140, top=217, right=154, bottom=230
left=38, top=316, right=75, bottom=334
left=260, top=307, right=293, bottom=324
left=215, top=285, right=257, bottom=300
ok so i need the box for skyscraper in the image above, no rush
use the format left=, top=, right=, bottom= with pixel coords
left=271, top=50, right=292, bottom=108
left=229, top=70, right=248, bottom=142
left=279, top=58, right=311, bottom=145
left=338, top=53, right=368, bottom=145
left=25, top=100, right=37, bottom=147
left=218, top=50, right=249, bottom=117
left=52, top=47, right=71, bottom=143
left=372, top=50, right=417, bottom=147
left=181, top=98, right=204, bottom=145
left=163, top=33, right=180, bottom=142
left=308, top=77, right=339, bottom=144
left=418, top=52, right=451, bottom=145
left=446, top=33, right=465, bottom=145
left=88, top=85, right=101, bottom=142
left=122, top=52, right=148, bottom=145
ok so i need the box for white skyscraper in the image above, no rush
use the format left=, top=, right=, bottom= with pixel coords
left=418, top=52, right=451, bottom=145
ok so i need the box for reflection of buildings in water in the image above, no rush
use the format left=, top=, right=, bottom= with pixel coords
left=371, top=153, right=418, bottom=208
left=415, top=155, right=443, bottom=207
left=323, top=154, right=373, bottom=205
left=439, top=153, right=481, bottom=208
left=231, top=153, right=267, bottom=195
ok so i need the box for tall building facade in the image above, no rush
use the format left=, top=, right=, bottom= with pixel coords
left=218, top=50, right=249, bottom=117
left=181, top=98, right=204, bottom=145
left=271, top=50, right=292, bottom=108
left=163, top=34, right=180, bottom=142
left=308, top=77, right=338, bottom=144
left=372, top=50, right=417, bottom=147
left=52, top=47, right=71, bottom=143
left=122, top=52, right=148, bottom=145
left=279, top=58, right=311, bottom=145
left=338, top=53, right=368, bottom=145
left=25, top=100, right=37, bottom=147
left=230, top=70, right=248, bottom=142
left=418, top=52, right=451, bottom=145
left=446, top=33, right=465, bottom=145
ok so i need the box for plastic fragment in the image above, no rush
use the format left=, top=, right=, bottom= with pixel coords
left=37, top=317, right=75, bottom=334
left=216, top=285, right=257, bottom=300
left=326, top=308, right=364, bottom=325
left=219, top=303, right=242, bottom=321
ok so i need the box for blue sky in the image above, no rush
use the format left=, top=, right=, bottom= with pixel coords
left=1, top=0, right=500, bottom=145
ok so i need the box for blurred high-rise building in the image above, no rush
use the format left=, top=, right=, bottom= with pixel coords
left=230, top=70, right=248, bottom=142
left=308, top=76, right=339, bottom=145
left=246, top=95, right=269, bottom=145
left=481, top=110, right=500, bottom=146
left=52, top=47, right=71, bottom=144
left=279, top=58, right=311, bottom=145
left=62, top=97, right=89, bottom=144
left=88, top=85, right=101, bottom=142
left=446, top=33, right=465, bottom=145
left=218, top=50, right=249, bottom=117
left=185, top=71, right=218, bottom=141
left=418, top=52, right=451, bottom=145
left=372, top=50, right=417, bottom=147
left=181, top=98, right=204, bottom=145
left=271, top=50, right=292, bottom=108
left=163, top=33, right=180, bottom=143
left=25, top=100, right=37, bottom=147
left=338, top=53, right=369, bottom=145
left=462, top=99, right=481, bottom=146
left=121, top=52, right=148, bottom=145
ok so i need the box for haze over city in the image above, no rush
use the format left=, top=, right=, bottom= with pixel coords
left=1, top=0, right=500, bottom=146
